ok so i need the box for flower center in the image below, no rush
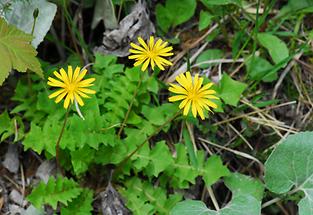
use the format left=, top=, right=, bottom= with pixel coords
left=67, top=84, right=76, bottom=92
left=187, top=88, right=198, bottom=100
left=147, top=50, right=156, bottom=59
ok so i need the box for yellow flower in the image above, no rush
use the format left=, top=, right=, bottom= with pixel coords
left=168, top=72, right=219, bottom=120
left=47, top=66, right=96, bottom=109
left=128, top=36, right=174, bottom=71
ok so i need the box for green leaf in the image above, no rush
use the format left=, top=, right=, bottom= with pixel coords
left=199, top=11, right=213, bottom=31
left=218, top=73, right=247, bottom=106
left=201, top=155, right=230, bottom=187
left=145, top=141, right=174, bottom=177
left=182, top=126, right=198, bottom=168
left=245, top=56, right=277, bottom=82
left=27, top=176, right=83, bottom=210
left=0, top=111, right=14, bottom=142
left=171, top=200, right=209, bottom=215
left=171, top=173, right=263, bottom=215
left=265, top=132, right=313, bottom=215
left=61, top=189, right=93, bottom=215
left=196, top=49, right=224, bottom=69
left=200, top=0, right=241, bottom=6
left=3, top=0, right=57, bottom=48
left=0, top=18, right=43, bottom=85
left=120, top=177, right=182, bottom=215
left=70, top=146, right=95, bottom=175
left=156, top=0, right=197, bottom=32
left=257, top=33, right=289, bottom=65
left=23, top=118, right=61, bottom=156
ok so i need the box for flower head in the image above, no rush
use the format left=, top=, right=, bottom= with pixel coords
left=168, top=72, right=219, bottom=120
left=128, top=36, right=174, bottom=72
left=47, top=66, right=96, bottom=109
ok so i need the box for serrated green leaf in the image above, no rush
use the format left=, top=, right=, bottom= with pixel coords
left=0, top=18, right=43, bottom=85
left=171, top=173, right=263, bottom=215
left=219, top=73, right=247, bottom=106
left=257, top=33, right=289, bottom=65
left=61, top=189, right=93, bottom=215
left=121, top=177, right=182, bottom=215
left=23, top=119, right=61, bottom=156
left=201, top=155, right=230, bottom=186
left=27, top=176, right=83, bottom=210
left=145, top=141, right=174, bottom=177
left=265, top=132, right=313, bottom=215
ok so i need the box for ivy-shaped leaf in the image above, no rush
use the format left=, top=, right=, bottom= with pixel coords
left=27, top=176, right=83, bottom=210
left=170, top=173, right=264, bottom=215
left=0, top=18, right=43, bottom=85
left=265, top=132, right=313, bottom=215
left=218, top=73, right=247, bottom=106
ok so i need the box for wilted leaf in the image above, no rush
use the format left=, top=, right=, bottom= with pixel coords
left=0, top=18, right=43, bottom=85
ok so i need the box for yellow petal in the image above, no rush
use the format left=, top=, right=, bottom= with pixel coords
left=191, top=101, right=197, bottom=118
left=74, top=93, right=84, bottom=106
left=154, top=39, right=163, bottom=50
left=199, top=83, right=214, bottom=92
left=60, top=68, right=69, bottom=85
left=154, top=58, right=165, bottom=70
left=158, top=46, right=173, bottom=53
left=48, top=77, right=66, bottom=87
left=77, top=78, right=95, bottom=87
left=129, top=49, right=144, bottom=54
left=53, top=71, right=63, bottom=80
left=169, top=95, right=187, bottom=102
left=64, top=94, right=71, bottom=109
left=48, top=89, right=65, bottom=99
left=78, top=88, right=96, bottom=94
left=72, top=67, right=81, bottom=81
left=149, top=36, right=154, bottom=50
left=68, top=65, right=73, bottom=82
left=130, top=42, right=146, bottom=52
left=168, top=84, right=188, bottom=95
left=129, top=54, right=146, bottom=59
left=183, top=100, right=191, bottom=116
left=138, top=37, right=149, bottom=50
left=55, top=91, right=67, bottom=103
left=141, top=58, right=150, bottom=71
left=195, top=102, right=205, bottom=120
left=179, top=98, right=189, bottom=109
left=77, top=90, right=90, bottom=98
left=155, top=56, right=173, bottom=66
left=75, top=69, right=87, bottom=83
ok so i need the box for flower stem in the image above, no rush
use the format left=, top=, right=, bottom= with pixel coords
left=55, top=108, right=70, bottom=175
left=117, top=72, right=144, bottom=137
left=114, top=110, right=181, bottom=178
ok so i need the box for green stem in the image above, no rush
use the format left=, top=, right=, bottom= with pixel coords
left=114, top=110, right=181, bottom=178
left=55, top=108, right=70, bottom=175
left=117, top=72, right=144, bottom=137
